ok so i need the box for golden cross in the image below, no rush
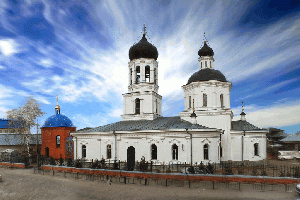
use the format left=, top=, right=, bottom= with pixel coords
left=242, top=100, right=244, bottom=112
left=143, top=24, right=146, bottom=35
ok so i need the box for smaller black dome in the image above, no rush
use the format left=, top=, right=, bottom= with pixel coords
left=129, top=34, right=158, bottom=61
left=187, top=68, right=227, bottom=84
left=198, top=41, right=214, bottom=57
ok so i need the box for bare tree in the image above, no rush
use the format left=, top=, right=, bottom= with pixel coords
left=6, top=97, right=45, bottom=154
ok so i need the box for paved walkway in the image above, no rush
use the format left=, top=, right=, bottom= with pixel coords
left=0, top=166, right=300, bottom=200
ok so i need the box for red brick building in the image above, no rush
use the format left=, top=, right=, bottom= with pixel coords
left=41, top=100, right=76, bottom=159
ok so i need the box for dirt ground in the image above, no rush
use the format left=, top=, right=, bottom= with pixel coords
left=1, top=166, right=300, bottom=200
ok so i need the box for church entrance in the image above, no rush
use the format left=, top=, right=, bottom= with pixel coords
left=45, top=147, right=49, bottom=157
left=127, top=146, right=135, bottom=171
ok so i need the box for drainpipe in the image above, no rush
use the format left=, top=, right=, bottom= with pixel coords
left=113, top=131, right=117, bottom=162
left=242, top=130, right=245, bottom=162
left=186, top=128, right=192, bottom=165
left=74, top=136, right=77, bottom=159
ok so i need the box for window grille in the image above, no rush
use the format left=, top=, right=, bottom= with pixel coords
left=151, top=144, right=157, bottom=160
left=204, top=144, right=209, bottom=160
left=172, top=144, right=178, bottom=160
left=254, top=143, right=259, bottom=156
left=107, top=144, right=111, bottom=159
left=220, top=94, right=224, bottom=108
left=203, top=93, right=207, bottom=107
left=135, top=98, right=140, bottom=114
left=82, top=145, right=86, bottom=158
left=56, top=135, right=60, bottom=148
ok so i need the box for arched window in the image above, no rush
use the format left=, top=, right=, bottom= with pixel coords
left=107, top=144, right=111, bottom=159
left=205, top=61, right=207, bottom=68
left=82, top=145, right=86, bottom=158
left=155, top=99, right=158, bottom=113
left=151, top=144, right=157, bottom=160
left=56, top=135, right=60, bottom=148
left=189, top=96, right=191, bottom=109
left=254, top=143, right=259, bottom=156
left=210, top=61, right=211, bottom=68
left=172, top=144, right=178, bottom=160
left=130, top=68, right=132, bottom=84
left=136, top=66, right=140, bottom=83
left=220, top=145, right=222, bottom=158
left=220, top=94, right=224, bottom=108
left=145, top=66, right=150, bottom=83
left=203, top=93, right=207, bottom=107
left=135, top=98, right=140, bottom=114
left=204, top=144, right=209, bottom=160
left=201, top=62, right=202, bottom=69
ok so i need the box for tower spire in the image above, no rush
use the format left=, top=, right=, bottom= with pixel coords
left=240, top=100, right=246, bottom=121
left=55, top=95, right=60, bottom=114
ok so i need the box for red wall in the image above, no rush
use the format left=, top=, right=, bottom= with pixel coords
left=41, top=127, right=76, bottom=159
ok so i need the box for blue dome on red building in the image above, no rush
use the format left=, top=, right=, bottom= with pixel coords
left=42, top=100, right=74, bottom=128
left=42, top=114, right=74, bottom=128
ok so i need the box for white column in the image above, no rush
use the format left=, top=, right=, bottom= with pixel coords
left=129, top=67, right=132, bottom=85
left=150, top=64, right=154, bottom=83
left=132, top=66, right=136, bottom=84
left=141, top=64, right=145, bottom=83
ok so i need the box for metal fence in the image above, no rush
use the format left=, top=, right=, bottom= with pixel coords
left=0, top=152, right=30, bottom=168
left=37, top=157, right=300, bottom=178
left=33, top=167, right=296, bottom=193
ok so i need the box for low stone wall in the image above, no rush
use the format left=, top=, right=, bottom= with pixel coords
left=0, top=162, right=25, bottom=168
left=41, top=165, right=300, bottom=185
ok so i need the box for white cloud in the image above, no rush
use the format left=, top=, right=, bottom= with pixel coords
left=39, top=58, right=53, bottom=68
left=0, top=65, right=5, bottom=69
left=0, top=39, right=18, bottom=56
left=109, top=108, right=123, bottom=118
left=232, top=100, right=300, bottom=128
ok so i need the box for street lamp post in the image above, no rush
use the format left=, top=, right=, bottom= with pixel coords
left=36, top=119, right=39, bottom=169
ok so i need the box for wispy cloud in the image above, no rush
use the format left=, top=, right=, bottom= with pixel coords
left=0, top=1, right=299, bottom=132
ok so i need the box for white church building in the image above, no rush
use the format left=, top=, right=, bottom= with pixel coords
left=70, top=30, right=267, bottom=166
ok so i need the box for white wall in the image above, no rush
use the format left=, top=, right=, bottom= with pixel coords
left=72, top=130, right=222, bottom=164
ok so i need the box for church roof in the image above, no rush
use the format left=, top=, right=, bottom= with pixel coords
left=280, top=132, right=300, bottom=142
left=42, top=114, right=74, bottom=128
left=0, top=134, right=41, bottom=146
left=187, top=68, right=227, bottom=84
left=231, top=120, right=266, bottom=131
left=129, top=34, right=158, bottom=61
left=198, top=41, right=214, bottom=57
left=78, top=116, right=214, bottom=132
left=0, top=119, right=13, bottom=129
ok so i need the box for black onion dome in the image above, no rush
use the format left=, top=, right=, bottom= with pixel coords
left=187, top=68, right=227, bottom=84
left=129, top=34, right=158, bottom=61
left=198, top=41, right=214, bottom=57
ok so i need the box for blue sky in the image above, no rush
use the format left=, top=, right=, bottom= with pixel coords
left=0, top=0, right=299, bottom=134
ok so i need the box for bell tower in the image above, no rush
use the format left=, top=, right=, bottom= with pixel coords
left=121, top=25, right=162, bottom=121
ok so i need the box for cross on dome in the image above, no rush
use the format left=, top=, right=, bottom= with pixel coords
left=143, top=24, right=146, bottom=36
left=55, top=95, right=61, bottom=114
